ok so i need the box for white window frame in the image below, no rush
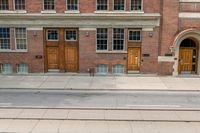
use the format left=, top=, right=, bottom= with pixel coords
left=1, top=64, right=12, bottom=74
left=13, top=0, right=26, bottom=11
left=96, top=0, right=109, bottom=11
left=112, top=28, right=125, bottom=51
left=128, top=29, right=142, bottom=42
left=113, top=0, right=126, bottom=11
left=96, top=64, right=108, bottom=74
left=130, top=0, right=143, bottom=12
left=46, top=29, right=59, bottom=41
left=0, top=27, right=11, bottom=50
left=15, top=27, right=27, bottom=51
left=112, top=64, right=124, bottom=74
left=43, top=0, right=55, bottom=11
left=17, top=63, right=28, bottom=74
left=65, top=29, right=77, bottom=41
left=96, top=28, right=108, bottom=51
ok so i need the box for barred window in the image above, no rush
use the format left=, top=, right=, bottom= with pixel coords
left=129, top=30, right=141, bottom=41
left=67, top=0, right=78, bottom=10
left=113, top=28, right=124, bottom=50
left=113, top=64, right=124, bottom=74
left=96, top=28, right=108, bottom=51
left=0, top=0, right=8, bottom=10
left=0, top=28, right=10, bottom=50
left=44, top=0, right=54, bottom=10
left=96, top=64, right=108, bottom=74
left=15, top=0, right=25, bottom=10
left=65, top=30, right=77, bottom=41
left=47, top=29, right=58, bottom=41
left=1, top=64, right=12, bottom=74
left=131, top=0, right=142, bottom=11
left=96, top=0, right=107, bottom=10
left=17, top=64, right=28, bottom=74
left=16, top=28, right=27, bottom=50
left=114, top=0, right=124, bottom=10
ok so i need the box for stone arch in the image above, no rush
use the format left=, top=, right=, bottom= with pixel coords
left=172, top=29, right=200, bottom=76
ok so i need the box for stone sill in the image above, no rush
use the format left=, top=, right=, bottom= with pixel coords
left=41, top=10, right=56, bottom=14
left=0, top=10, right=27, bottom=14
left=96, top=51, right=127, bottom=54
left=0, top=50, right=28, bottom=53
left=94, top=11, right=144, bottom=14
left=65, top=11, right=80, bottom=14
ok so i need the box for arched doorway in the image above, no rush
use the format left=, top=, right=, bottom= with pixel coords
left=178, top=38, right=199, bottom=74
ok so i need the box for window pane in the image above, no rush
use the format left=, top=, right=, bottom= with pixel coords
left=47, top=30, right=58, bottom=40
left=113, top=28, right=124, bottom=50
left=44, top=0, right=54, bottom=10
left=113, top=64, right=124, bottom=74
left=15, top=0, right=25, bottom=10
left=17, top=64, right=28, bottom=74
left=96, top=28, right=108, bottom=50
left=0, top=28, right=10, bottom=49
left=0, top=0, right=8, bottom=10
left=114, top=0, right=124, bottom=10
left=1, top=64, right=12, bottom=74
left=67, top=0, right=78, bottom=10
left=131, top=0, right=142, bottom=11
left=16, top=28, right=27, bottom=50
left=96, top=64, right=108, bottom=74
left=129, top=30, right=141, bottom=41
left=97, top=0, right=107, bottom=10
left=65, top=30, right=77, bottom=41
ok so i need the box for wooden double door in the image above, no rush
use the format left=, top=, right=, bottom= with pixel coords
left=128, top=47, right=141, bottom=71
left=179, top=48, right=198, bottom=74
left=45, top=28, right=78, bottom=72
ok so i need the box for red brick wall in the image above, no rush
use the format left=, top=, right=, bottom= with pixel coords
left=79, top=0, right=95, bottom=13
left=26, top=0, right=42, bottom=13
left=0, top=30, right=44, bottom=73
left=143, top=0, right=160, bottom=13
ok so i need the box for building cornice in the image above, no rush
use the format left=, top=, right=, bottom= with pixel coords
left=0, top=13, right=160, bottom=28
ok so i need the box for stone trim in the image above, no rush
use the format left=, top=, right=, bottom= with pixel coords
left=179, top=12, right=200, bottom=18
left=180, top=0, right=200, bottom=2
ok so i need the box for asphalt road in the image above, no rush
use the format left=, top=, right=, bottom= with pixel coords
left=0, top=89, right=200, bottom=109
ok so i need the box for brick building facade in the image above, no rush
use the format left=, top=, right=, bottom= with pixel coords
left=0, top=0, right=199, bottom=76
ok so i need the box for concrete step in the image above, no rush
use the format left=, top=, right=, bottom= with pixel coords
left=0, top=108, right=200, bottom=122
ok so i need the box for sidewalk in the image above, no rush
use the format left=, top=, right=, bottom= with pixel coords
left=0, top=74, right=200, bottom=91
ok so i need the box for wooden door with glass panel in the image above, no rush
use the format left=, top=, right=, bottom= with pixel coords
left=128, top=47, right=141, bottom=71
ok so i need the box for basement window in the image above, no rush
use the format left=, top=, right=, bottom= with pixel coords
left=0, top=0, right=8, bottom=10
left=1, top=64, right=12, bottom=74
left=96, top=64, right=108, bottom=74
left=112, top=64, right=124, bottom=74
left=17, top=64, right=28, bottom=74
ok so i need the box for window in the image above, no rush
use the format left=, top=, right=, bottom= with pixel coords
left=14, top=0, right=25, bottom=10
left=47, top=30, right=58, bottom=41
left=15, top=28, right=27, bottom=50
left=113, top=28, right=124, bottom=50
left=129, top=30, right=141, bottom=41
left=67, top=0, right=78, bottom=10
left=114, top=0, right=124, bottom=11
left=96, top=0, right=107, bottom=10
left=17, top=64, right=28, bottom=74
left=0, top=0, right=8, bottom=10
left=44, top=0, right=54, bottom=10
left=1, top=64, right=12, bottom=74
left=65, top=30, right=77, bottom=41
left=113, top=64, right=124, bottom=74
left=96, top=64, right=108, bottom=74
left=131, top=0, right=142, bottom=11
left=0, top=28, right=10, bottom=50
left=96, top=28, right=108, bottom=51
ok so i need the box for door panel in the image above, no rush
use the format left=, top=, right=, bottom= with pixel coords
left=179, top=48, right=193, bottom=73
left=128, top=48, right=141, bottom=71
left=65, top=47, right=78, bottom=72
left=47, top=47, right=59, bottom=69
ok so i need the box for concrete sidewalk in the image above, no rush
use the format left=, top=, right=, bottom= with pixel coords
left=0, top=75, right=200, bottom=90
left=1, top=108, right=200, bottom=122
